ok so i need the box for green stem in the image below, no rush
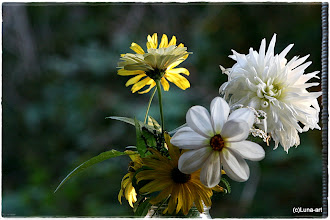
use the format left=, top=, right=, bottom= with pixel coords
left=155, top=80, right=165, bottom=145
left=144, top=87, right=157, bottom=124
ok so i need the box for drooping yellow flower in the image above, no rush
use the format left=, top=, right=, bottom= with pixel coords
left=118, top=153, right=143, bottom=207
left=135, top=134, right=223, bottom=215
left=118, top=33, right=191, bottom=94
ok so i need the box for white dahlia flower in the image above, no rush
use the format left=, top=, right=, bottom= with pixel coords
left=170, top=97, right=265, bottom=188
left=219, top=34, right=321, bottom=153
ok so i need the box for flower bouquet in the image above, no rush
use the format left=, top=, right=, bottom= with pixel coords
left=55, top=33, right=321, bottom=218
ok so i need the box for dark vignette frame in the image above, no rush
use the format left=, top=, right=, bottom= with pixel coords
left=321, top=2, right=328, bottom=218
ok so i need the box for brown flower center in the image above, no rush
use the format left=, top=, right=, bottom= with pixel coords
left=210, top=134, right=225, bottom=151
left=171, top=167, right=191, bottom=184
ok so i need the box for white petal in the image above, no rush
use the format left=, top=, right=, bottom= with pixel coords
left=200, top=151, right=221, bottom=188
left=178, top=147, right=213, bottom=174
left=278, top=43, right=294, bottom=60
left=170, top=127, right=209, bottom=150
left=265, top=34, right=276, bottom=61
left=227, top=108, right=255, bottom=128
left=258, top=38, right=266, bottom=64
left=221, top=119, right=250, bottom=142
left=186, top=106, right=214, bottom=138
left=210, top=97, right=230, bottom=133
left=228, top=141, right=265, bottom=161
left=221, top=149, right=250, bottom=182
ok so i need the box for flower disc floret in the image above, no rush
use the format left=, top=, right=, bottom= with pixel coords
left=171, top=167, right=191, bottom=184
left=210, top=134, right=225, bottom=151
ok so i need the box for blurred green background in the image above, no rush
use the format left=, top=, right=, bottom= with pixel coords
left=2, top=2, right=323, bottom=217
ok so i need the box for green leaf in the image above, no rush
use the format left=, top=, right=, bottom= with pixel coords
left=135, top=117, right=147, bottom=157
left=141, top=127, right=157, bottom=148
left=220, top=177, right=231, bottom=194
left=54, top=150, right=136, bottom=193
left=134, top=198, right=152, bottom=216
left=147, top=116, right=161, bottom=132
left=106, top=116, right=158, bottom=134
left=133, top=196, right=145, bottom=213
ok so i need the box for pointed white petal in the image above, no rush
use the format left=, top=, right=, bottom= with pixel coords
left=178, top=147, right=213, bottom=174
left=221, top=149, right=250, bottom=182
left=287, top=54, right=310, bottom=70
left=200, top=151, right=221, bottom=188
left=228, top=141, right=265, bottom=161
left=221, top=119, right=250, bottom=142
left=278, top=44, right=294, bottom=60
left=210, top=97, right=230, bottom=133
left=265, top=34, right=276, bottom=61
left=186, top=106, right=214, bottom=138
left=258, top=38, right=266, bottom=65
left=171, top=127, right=209, bottom=150
left=227, top=108, right=255, bottom=128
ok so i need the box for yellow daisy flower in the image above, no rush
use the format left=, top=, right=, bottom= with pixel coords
left=118, top=33, right=191, bottom=94
left=118, top=153, right=143, bottom=207
left=135, top=134, right=223, bottom=215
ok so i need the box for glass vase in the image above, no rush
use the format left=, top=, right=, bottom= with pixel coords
left=145, top=204, right=211, bottom=218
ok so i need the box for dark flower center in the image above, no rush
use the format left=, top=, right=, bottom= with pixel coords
left=171, top=167, right=191, bottom=184
left=146, top=68, right=165, bottom=81
left=210, top=134, right=225, bottom=151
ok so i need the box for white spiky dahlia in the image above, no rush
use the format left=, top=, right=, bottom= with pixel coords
left=219, top=34, right=321, bottom=152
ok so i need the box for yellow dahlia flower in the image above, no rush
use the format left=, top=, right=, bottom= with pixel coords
left=135, top=134, right=223, bottom=215
left=117, top=33, right=191, bottom=94
left=118, top=153, right=142, bottom=207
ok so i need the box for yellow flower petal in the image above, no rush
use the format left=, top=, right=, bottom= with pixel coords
left=125, top=183, right=137, bottom=207
left=192, top=182, right=212, bottom=206
left=147, top=33, right=158, bottom=49
left=152, top=33, right=158, bottom=48
left=166, top=67, right=190, bottom=76
left=194, top=198, right=204, bottom=213
left=165, top=72, right=190, bottom=90
left=166, top=59, right=185, bottom=70
left=138, top=82, right=156, bottom=94
left=130, top=42, right=145, bottom=54
left=212, top=185, right=225, bottom=192
left=118, top=69, right=144, bottom=76
left=175, top=185, right=183, bottom=214
left=140, top=180, right=172, bottom=194
left=177, top=43, right=184, bottom=48
left=165, top=133, right=180, bottom=162
left=159, top=34, right=168, bottom=48
left=118, top=189, right=123, bottom=204
left=168, top=195, right=176, bottom=214
left=181, top=184, right=192, bottom=215
left=122, top=177, right=130, bottom=189
left=168, top=36, right=177, bottom=46
left=160, top=77, right=170, bottom=91
left=131, top=77, right=153, bottom=93
left=149, top=185, right=172, bottom=204
left=125, top=74, right=146, bottom=87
